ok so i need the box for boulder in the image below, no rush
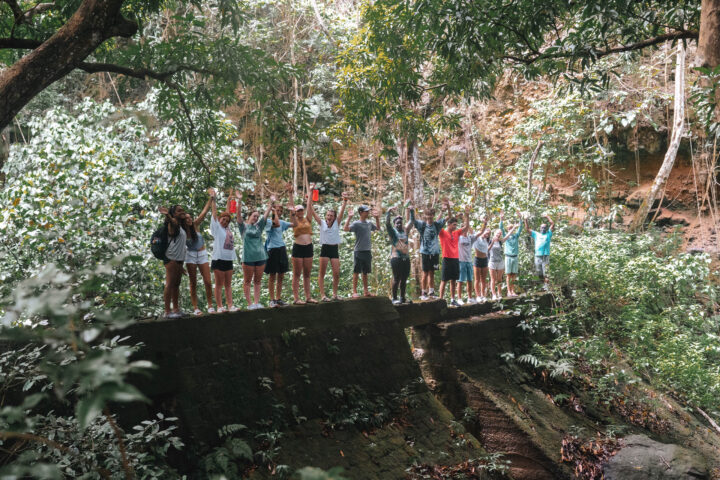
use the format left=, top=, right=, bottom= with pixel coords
left=603, top=435, right=709, bottom=480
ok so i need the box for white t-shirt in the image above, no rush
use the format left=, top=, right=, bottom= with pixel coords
left=210, top=217, right=237, bottom=261
left=473, top=236, right=489, bottom=255
left=319, top=219, right=342, bottom=245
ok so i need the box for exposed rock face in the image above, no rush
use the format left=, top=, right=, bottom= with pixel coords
left=603, top=435, right=709, bottom=480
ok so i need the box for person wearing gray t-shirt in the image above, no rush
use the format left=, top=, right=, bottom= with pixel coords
left=344, top=204, right=380, bottom=297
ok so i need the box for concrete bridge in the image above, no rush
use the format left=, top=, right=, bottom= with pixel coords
left=122, top=294, right=560, bottom=479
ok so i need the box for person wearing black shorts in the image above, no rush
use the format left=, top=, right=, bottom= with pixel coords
left=288, top=192, right=316, bottom=305
left=264, top=206, right=292, bottom=307
left=311, top=191, right=349, bottom=301
left=438, top=217, right=462, bottom=306
left=344, top=204, right=380, bottom=297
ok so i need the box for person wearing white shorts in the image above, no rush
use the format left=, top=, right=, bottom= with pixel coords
left=184, top=195, right=215, bottom=315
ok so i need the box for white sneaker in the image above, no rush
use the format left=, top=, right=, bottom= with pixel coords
left=467, top=297, right=476, bottom=304
left=248, top=304, right=258, bottom=310
left=456, top=298, right=464, bottom=306
left=428, top=289, right=436, bottom=298
left=419, top=295, right=429, bottom=301
left=193, top=309, right=202, bottom=316
left=207, top=307, right=216, bottom=314
left=254, top=303, right=264, bottom=309
left=392, top=298, right=401, bottom=305
left=228, top=305, right=239, bottom=312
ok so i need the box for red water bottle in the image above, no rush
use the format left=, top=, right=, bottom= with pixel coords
left=229, top=199, right=237, bottom=213
left=312, top=189, right=319, bottom=202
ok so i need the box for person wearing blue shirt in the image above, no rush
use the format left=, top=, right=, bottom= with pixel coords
left=524, top=214, right=555, bottom=289
left=264, top=206, right=292, bottom=307
left=499, top=210, right=523, bottom=297
left=408, top=200, right=451, bottom=300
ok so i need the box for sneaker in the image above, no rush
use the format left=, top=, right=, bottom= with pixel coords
left=168, top=311, right=182, bottom=319
left=419, top=295, right=429, bottom=301
left=401, top=298, right=412, bottom=304
left=467, top=297, right=476, bottom=304
left=449, top=299, right=460, bottom=307
left=218, top=306, right=228, bottom=313
left=269, top=300, right=277, bottom=308
left=456, top=298, right=464, bottom=306
left=276, top=299, right=287, bottom=306
left=207, top=307, right=216, bottom=314
left=392, top=298, right=401, bottom=305
left=428, top=289, right=436, bottom=298
left=193, top=309, right=202, bottom=316
left=228, top=305, right=240, bottom=312
left=254, top=303, right=264, bottom=309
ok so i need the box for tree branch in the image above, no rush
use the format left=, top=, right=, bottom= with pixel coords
left=504, top=30, right=698, bottom=65
left=77, top=61, right=217, bottom=81
left=0, top=37, right=43, bottom=49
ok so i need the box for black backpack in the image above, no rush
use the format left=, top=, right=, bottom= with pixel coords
left=150, top=225, right=169, bottom=260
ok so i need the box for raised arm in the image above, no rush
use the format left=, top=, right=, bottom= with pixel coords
left=461, top=206, right=471, bottom=236
left=263, top=196, right=276, bottom=221
left=439, top=199, right=451, bottom=224
left=386, top=208, right=398, bottom=243
left=408, top=203, right=420, bottom=230
left=159, top=206, right=178, bottom=235
left=343, top=206, right=355, bottom=232
left=523, top=216, right=531, bottom=233
left=502, top=224, right=517, bottom=242
left=499, top=211, right=506, bottom=236
left=481, top=215, right=489, bottom=237
left=372, top=207, right=381, bottom=230
left=195, top=196, right=212, bottom=227
left=233, top=190, right=243, bottom=224
left=288, top=201, right=299, bottom=228
left=209, top=188, right=218, bottom=220
left=305, top=184, right=314, bottom=223
left=309, top=199, right=322, bottom=224
left=545, top=215, right=555, bottom=232
left=337, top=192, right=349, bottom=223
left=516, top=210, right=523, bottom=236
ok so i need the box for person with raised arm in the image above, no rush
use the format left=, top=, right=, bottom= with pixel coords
left=385, top=204, right=413, bottom=304
left=487, top=225, right=517, bottom=300
left=159, top=204, right=188, bottom=318
left=499, top=210, right=523, bottom=297
left=457, top=206, right=480, bottom=304
left=209, top=188, right=238, bottom=312
left=524, top=214, right=555, bottom=289
left=311, top=191, right=349, bottom=301
left=344, top=204, right=381, bottom=297
left=472, top=215, right=490, bottom=302
left=438, top=207, right=461, bottom=307
left=408, top=199, right=450, bottom=300
left=184, top=193, right=214, bottom=315
left=288, top=189, right=316, bottom=304
left=264, top=204, right=292, bottom=307
left=238, top=195, right=275, bottom=309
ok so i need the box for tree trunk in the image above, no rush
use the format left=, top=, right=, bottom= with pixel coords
left=630, top=42, right=686, bottom=231
left=407, top=138, right=425, bottom=206
left=0, top=0, right=137, bottom=131
left=698, top=0, right=720, bottom=68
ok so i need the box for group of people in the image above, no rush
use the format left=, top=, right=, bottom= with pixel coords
left=158, top=189, right=554, bottom=318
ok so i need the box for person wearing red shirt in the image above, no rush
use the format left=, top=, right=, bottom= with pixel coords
left=438, top=217, right=461, bottom=306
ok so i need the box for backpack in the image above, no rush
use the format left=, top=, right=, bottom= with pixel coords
left=150, top=225, right=169, bottom=260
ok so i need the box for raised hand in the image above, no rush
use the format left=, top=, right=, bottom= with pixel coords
left=207, top=187, right=216, bottom=197
left=158, top=206, right=169, bottom=215
left=464, top=205, right=472, bottom=214
left=341, top=191, right=350, bottom=201
left=234, top=189, right=242, bottom=199
left=499, top=211, right=505, bottom=220
left=388, top=206, right=397, bottom=214
left=371, top=207, right=380, bottom=217
left=270, top=195, right=277, bottom=204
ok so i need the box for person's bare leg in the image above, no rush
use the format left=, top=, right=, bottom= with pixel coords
left=292, top=257, right=302, bottom=302
left=253, top=265, right=264, bottom=304
left=213, top=269, right=224, bottom=309
left=457, top=282, right=463, bottom=299
left=331, top=258, right=340, bottom=297
left=439, top=280, right=446, bottom=299
left=318, top=256, right=329, bottom=298
left=429, top=271, right=435, bottom=294
left=276, top=273, right=285, bottom=300
left=268, top=274, right=276, bottom=302
left=199, top=263, right=213, bottom=309
left=449, top=280, right=456, bottom=299
left=480, top=268, right=489, bottom=297
left=303, top=257, right=314, bottom=301
left=163, top=263, right=173, bottom=315
left=187, top=263, right=199, bottom=310
left=242, top=264, right=253, bottom=305
left=225, top=271, right=234, bottom=308
left=352, top=273, right=359, bottom=295
left=473, top=267, right=481, bottom=298
left=362, top=273, right=370, bottom=295
left=170, top=262, right=182, bottom=311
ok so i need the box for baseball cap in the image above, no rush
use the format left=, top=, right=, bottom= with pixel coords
left=358, top=205, right=370, bottom=212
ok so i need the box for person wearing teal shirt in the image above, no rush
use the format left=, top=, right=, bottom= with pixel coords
left=524, top=214, right=555, bottom=289
left=499, top=210, right=523, bottom=297
left=238, top=196, right=275, bottom=310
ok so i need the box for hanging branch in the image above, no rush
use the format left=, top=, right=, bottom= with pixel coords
left=526, top=140, right=544, bottom=203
